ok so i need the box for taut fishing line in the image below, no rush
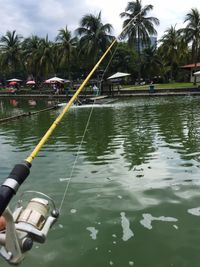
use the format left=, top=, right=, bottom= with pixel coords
left=58, top=36, right=123, bottom=213
left=58, top=100, right=96, bottom=212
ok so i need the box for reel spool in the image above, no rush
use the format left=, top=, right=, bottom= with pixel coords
left=0, top=191, right=59, bottom=265
left=16, top=198, right=50, bottom=231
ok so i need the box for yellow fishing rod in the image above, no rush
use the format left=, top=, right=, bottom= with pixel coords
left=26, top=39, right=117, bottom=164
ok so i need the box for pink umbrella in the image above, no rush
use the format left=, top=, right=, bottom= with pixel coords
left=26, top=80, right=36, bottom=85
left=44, top=80, right=51, bottom=84
left=9, top=81, right=17, bottom=85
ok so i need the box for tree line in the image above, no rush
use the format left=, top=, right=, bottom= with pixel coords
left=0, top=0, right=200, bottom=85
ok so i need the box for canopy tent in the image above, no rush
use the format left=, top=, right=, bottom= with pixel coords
left=193, top=70, right=200, bottom=76
left=107, top=72, right=130, bottom=80
left=44, top=77, right=64, bottom=83
left=7, top=78, right=22, bottom=82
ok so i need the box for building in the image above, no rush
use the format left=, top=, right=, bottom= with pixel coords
left=180, top=63, right=200, bottom=82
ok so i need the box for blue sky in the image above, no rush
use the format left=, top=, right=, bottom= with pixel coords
left=0, top=0, right=199, bottom=40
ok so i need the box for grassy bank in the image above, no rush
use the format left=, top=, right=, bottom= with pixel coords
left=120, top=82, right=200, bottom=90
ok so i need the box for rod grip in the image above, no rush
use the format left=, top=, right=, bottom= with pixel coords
left=0, top=161, right=31, bottom=216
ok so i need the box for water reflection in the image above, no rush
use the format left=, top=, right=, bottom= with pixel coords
left=10, top=99, right=18, bottom=107
left=1, top=97, right=200, bottom=168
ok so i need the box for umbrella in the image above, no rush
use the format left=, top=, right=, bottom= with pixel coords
left=107, top=72, right=130, bottom=80
left=9, top=81, right=17, bottom=85
left=194, top=70, right=200, bottom=76
left=26, top=80, right=36, bottom=85
left=7, top=78, right=22, bottom=82
left=45, top=76, right=64, bottom=83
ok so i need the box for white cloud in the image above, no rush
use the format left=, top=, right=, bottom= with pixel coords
left=0, top=0, right=199, bottom=39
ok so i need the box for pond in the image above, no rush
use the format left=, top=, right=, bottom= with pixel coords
left=1, top=96, right=200, bottom=267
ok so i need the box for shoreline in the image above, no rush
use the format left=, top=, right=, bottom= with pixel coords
left=0, top=87, right=200, bottom=99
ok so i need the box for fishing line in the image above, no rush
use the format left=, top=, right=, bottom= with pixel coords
left=58, top=100, right=96, bottom=212
left=58, top=45, right=120, bottom=211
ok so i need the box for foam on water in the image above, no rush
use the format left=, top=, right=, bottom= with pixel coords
left=86, top=227, right=98, bottom=240
left=188, top=207, right=200, bottom=216
left=120, top=212, right=134, bottom=241
left=70, top=209, right=77, bottom=214
left=140, top=213, right=178, bottom=229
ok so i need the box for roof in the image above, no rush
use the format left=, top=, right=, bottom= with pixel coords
left=107, top=72, right=130, bottom=79
left=194, top=70, right=200, bottom=75
left=180, top=62, right=200, bottom=68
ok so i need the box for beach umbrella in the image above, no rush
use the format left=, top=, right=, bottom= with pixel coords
left=45, top=76, right=64, bottom=83
left=9, top=81, right=17, bottom=85
left=7, top=78, right=22, bottom=82
left=26, top=80, right=36, bottom=85
left=194, top=70, right=200, bottom=76
left=107, top=72, right=130, bottom=80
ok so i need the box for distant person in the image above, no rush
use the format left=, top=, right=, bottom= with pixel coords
left=93, top=84, right=99, bottom=96
left=64, top=86, right=69, bottom=95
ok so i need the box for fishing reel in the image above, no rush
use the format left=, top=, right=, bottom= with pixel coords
left=0, top=191, right=59, bottom=265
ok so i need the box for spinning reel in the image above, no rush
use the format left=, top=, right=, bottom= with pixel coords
left=0, top=191, right=59, bottom=265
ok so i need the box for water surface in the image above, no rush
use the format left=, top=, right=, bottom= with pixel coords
left=1, top=96, right=200, bottom=267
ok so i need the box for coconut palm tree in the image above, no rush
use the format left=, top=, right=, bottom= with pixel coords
left=142, top=45, right=161, bottom=82
left=37, top=36, right=54, bottom=79
left=0, top=30, right=23, bottom=77
left=159, top=25, right=188, bottom=81
left=55, top=26, right=77, bottom=79
left=76, top=12, right=114, bottom=67
left=182, top=8, right=200, bottom=84
left=22, top=35, right=42, bottom=80
left=120, top=0, right=159, bottom=82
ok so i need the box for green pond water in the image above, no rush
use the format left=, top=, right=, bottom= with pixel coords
left=1, top=96, right=200, bottom=267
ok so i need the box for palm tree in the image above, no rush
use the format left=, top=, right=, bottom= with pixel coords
left=22, top=35, right=42, bottom=80
left=120, top=0, right=159, bottom=82
left=37, top=36, right=54, bottom=79
left=0, top=30, right=23, bottom=77
left=55, top=26, right=77, bottom=79
left=142, top=45, right=161, bottom=82
left=182, top=8, right=200, bottom=84
left=76, top=12, right=114, bottom=67
left=159, top=25, right=188, bottom=81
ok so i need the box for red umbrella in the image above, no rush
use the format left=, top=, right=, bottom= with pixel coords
left=9, top=81, right=17, bottom=85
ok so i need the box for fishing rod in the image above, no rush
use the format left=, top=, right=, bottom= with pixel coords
left=0, top=13, right=138, bottom=265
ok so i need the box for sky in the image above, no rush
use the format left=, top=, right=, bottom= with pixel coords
left=0, top=0, right=199, bottom=40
